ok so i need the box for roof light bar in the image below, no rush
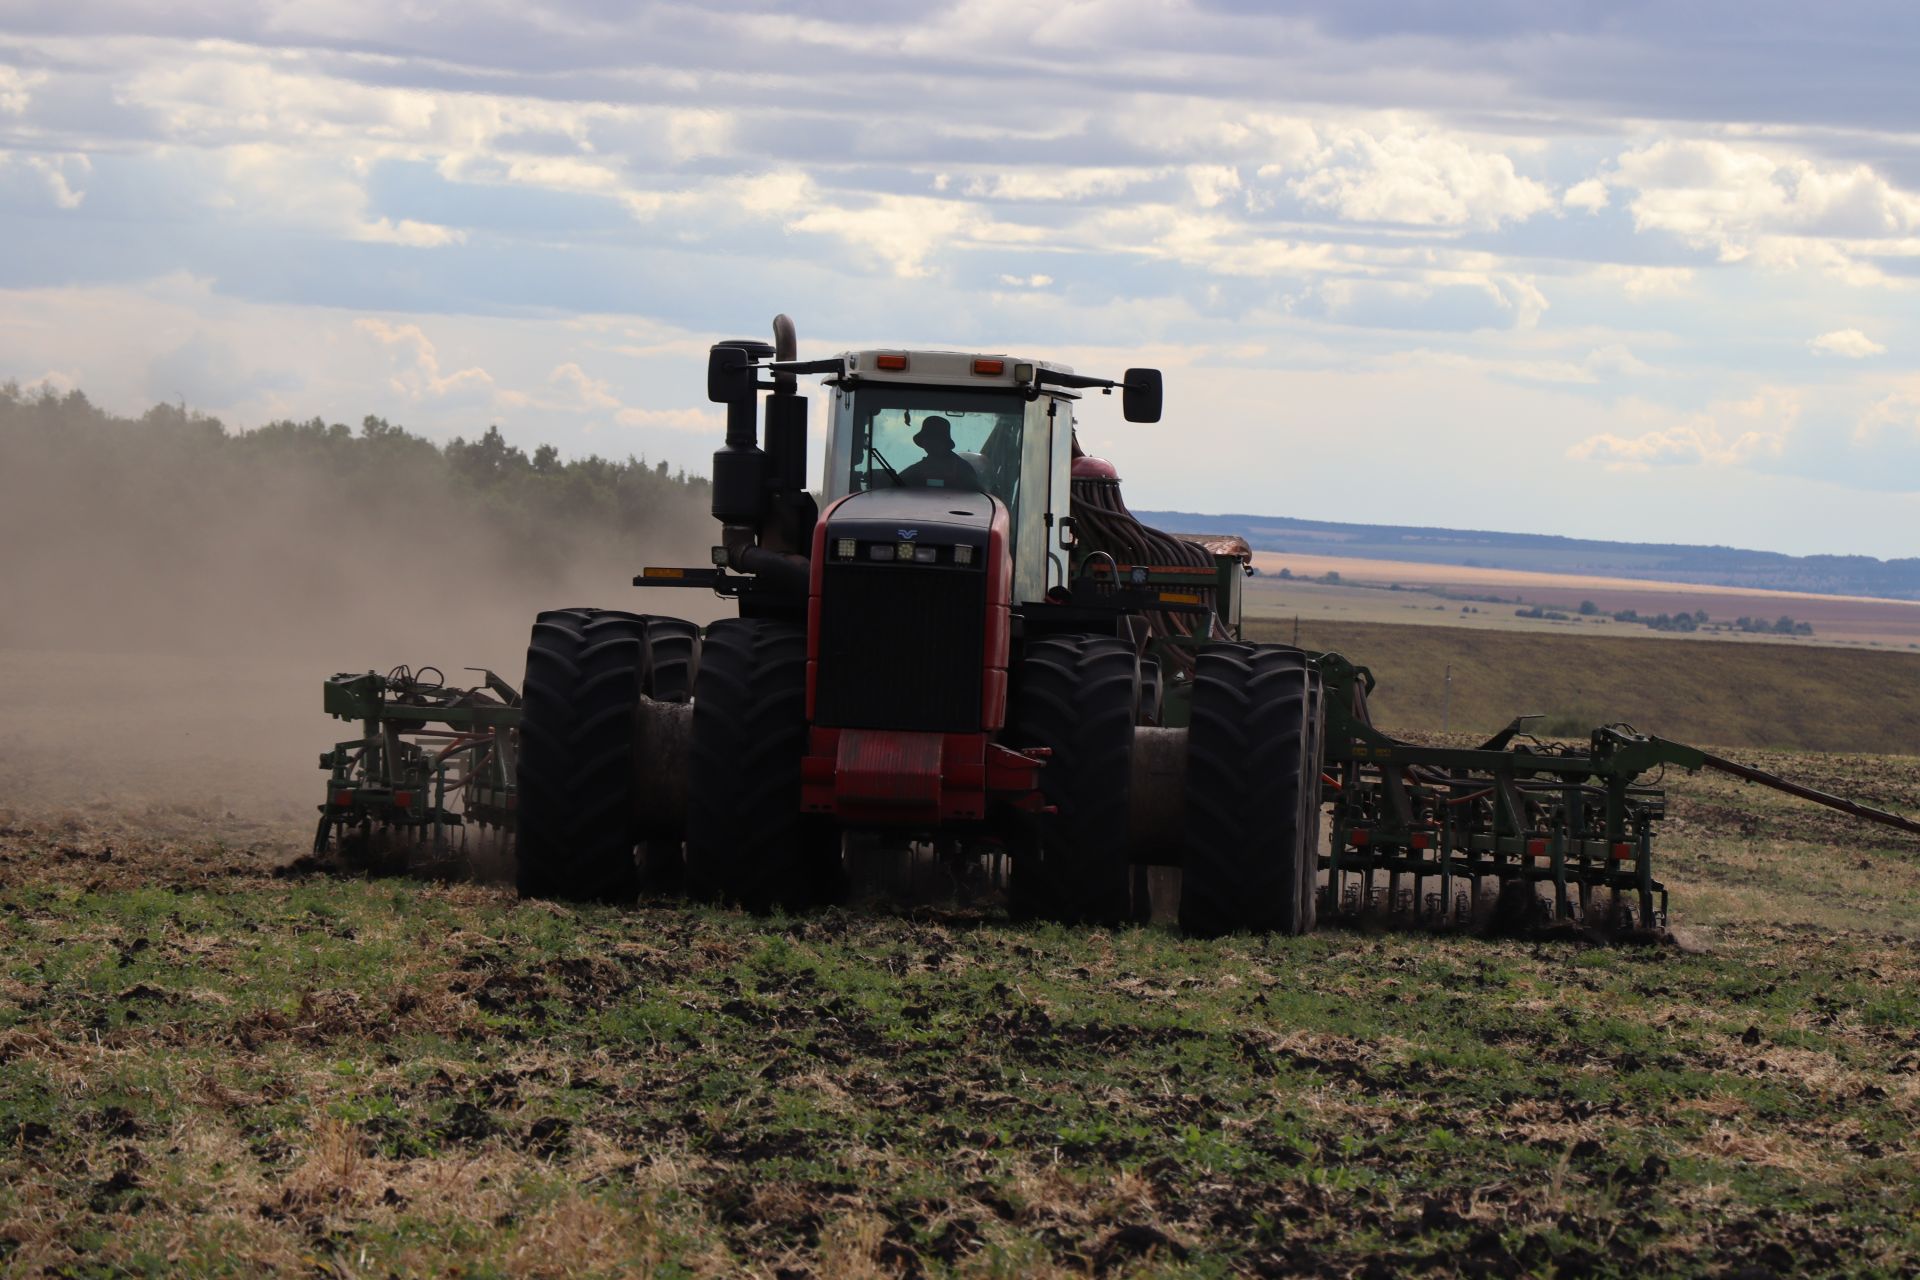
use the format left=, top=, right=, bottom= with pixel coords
left=875, top=353, right=908, bottom=371
left=972, top=359, right=1005, bottom=376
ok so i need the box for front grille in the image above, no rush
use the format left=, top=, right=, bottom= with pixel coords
left=815, top=564, right=985, bottom=732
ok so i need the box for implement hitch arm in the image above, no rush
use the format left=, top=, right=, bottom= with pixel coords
left=1696, top=749, right=1920, bottom=838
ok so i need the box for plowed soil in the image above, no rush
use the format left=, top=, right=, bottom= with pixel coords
left=4, top=750, right=1918, bottom=1277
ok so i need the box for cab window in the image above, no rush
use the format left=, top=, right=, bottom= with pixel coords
left=848, top=389, right=1025, bottom=515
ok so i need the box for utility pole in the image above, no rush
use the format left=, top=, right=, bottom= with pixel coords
left=1292, top=614, right=1300, bottom=647
left=1442, top=663, right=1453, bottom=735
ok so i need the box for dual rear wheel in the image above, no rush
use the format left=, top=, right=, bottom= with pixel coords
left=514, top=607, right=697, bottom=902
left=1178, top=645, right=1326, bottom=937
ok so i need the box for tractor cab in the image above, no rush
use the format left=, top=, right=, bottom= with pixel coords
left=820, top=351, right=1080, bottom=605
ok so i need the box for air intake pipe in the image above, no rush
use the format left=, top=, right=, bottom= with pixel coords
left=709, top=338, right=774, bottom=528
left=706, top=317, right=812, bottom=593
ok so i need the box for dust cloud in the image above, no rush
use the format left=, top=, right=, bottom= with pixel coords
left=0, top=398, right=722, bottom=828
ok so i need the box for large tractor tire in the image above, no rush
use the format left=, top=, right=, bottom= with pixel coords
left=684, top=618, right=829, bottom=912
left=1179, top=645, right=1325, bottom=937
left=516, top=609, right=701, bottom=902
left=1008, top=635, right=1138, bottom=925
left=516, top=608, right=645, bottom=902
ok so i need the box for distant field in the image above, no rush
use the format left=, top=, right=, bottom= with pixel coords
left=1243, top=617, right=1920, bottom=754
left=1135, top=506, right=1920, bottom=600
left=1246, top=552, right=1920, bottom=651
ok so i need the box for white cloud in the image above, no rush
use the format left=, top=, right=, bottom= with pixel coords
left=545, top=360, right=720, bottom=433
left=1855, top=383, right=1920, bottom=443
left=1569, top=389, right=1801, bottom=469
left=1086, top=203, right=1344, bottom=280
left=1186, top=164, right=1241, bottom=209
left=549, top=361, right=621, bottom=410
left=998, top=273, right=1053, bottom=288
left=1809, top=328, right=1885, bottom=359
left=963, top=168, right=1149, bottom=201
left=0, top=65, right=43, bottom=114
left=25, top=153, right=90, bottom=208
left=1289, top=125, right=1555, bottom=228
left=359, top=216, right=464, bottom=247
left=1610, top=139, right=1920, bottom=282
left=665, top=109, right=732, bottom=163
left=614, top=405, right=723, bottom=433
left=1563, top=178, right=1608, bottom=213
left=1590, top=263, right=1695, bottom=299
left=730, top=169, right=817, bottom=218
left=212, top=143, right=464, bottom=245
left=789, top=193, right=1033, bottom=278
left=17, top=368, right=79, bottom=394
left=355, top=318, right=497, bottom=400
left=1473, top=272, right=1548, bottom=328
left=1122, top=102, right=1319, bottom=166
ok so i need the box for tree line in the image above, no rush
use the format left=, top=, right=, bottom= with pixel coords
left=0, top=381, right=711, bottom=576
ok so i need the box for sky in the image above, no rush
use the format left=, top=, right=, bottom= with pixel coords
left=3, top=1, right=1919, bottom=557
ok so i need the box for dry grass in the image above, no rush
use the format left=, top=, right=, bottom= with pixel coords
left=1246, top=617, right=1920, bottom=754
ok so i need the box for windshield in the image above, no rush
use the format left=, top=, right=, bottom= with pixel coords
left=847, top=388, right=1026, bottom=511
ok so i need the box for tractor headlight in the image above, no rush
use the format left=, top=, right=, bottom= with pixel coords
left=896, top=541, right=916, bottom=561
left=835, top=537, right=857, bottom=559
left=913, top=545, right=937, bottom=563
left=953, top=544, right=974, bottom=566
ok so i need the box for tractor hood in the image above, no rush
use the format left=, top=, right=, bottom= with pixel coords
left=822, top=487, right=996, bottom=564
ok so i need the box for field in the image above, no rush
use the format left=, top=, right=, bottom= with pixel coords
left=3, top=749, right=1919, bottom=1278
left=5, top=632, right=1920, bottom=1276
left=1239, top=619, right=1920, bottom=756
left=1244, top=553, right=1920, bottom=652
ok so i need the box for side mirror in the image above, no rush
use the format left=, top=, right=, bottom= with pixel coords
left=706, top=341, right=771, bottom=404
left=1122, top=368, right=1162, bottom=423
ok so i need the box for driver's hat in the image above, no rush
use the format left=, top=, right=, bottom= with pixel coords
left=912, top=416, right=954, bottom=450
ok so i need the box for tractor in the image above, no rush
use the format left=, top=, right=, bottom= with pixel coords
left=513, top=314, right=1320, bottom=934
left=323, top=316, right=1920, bottom=933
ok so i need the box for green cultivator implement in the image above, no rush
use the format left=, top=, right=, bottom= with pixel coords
left=1321, top=654, right=1689, bottom=928
left=317, top=313, right=1920, bottom=932
left=315, top=666, right=521, bottom=869
left=1315, top=656, right=1920, bottom=931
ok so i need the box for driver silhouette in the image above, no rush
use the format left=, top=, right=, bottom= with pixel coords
left=896, top=416, right=980, bottom=490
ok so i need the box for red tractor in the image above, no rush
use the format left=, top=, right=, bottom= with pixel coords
left=514, top=315, right=1324, bottom=935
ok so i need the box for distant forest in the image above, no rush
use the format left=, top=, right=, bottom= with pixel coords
left=1135, top=509, right=1920, bottom=601
left=0, top=383, right=715, bottom=656
left=0, top=381, right=710, bottom=562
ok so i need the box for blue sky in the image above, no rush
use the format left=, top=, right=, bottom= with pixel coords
left=3, top=2, right=1918, bottom=556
